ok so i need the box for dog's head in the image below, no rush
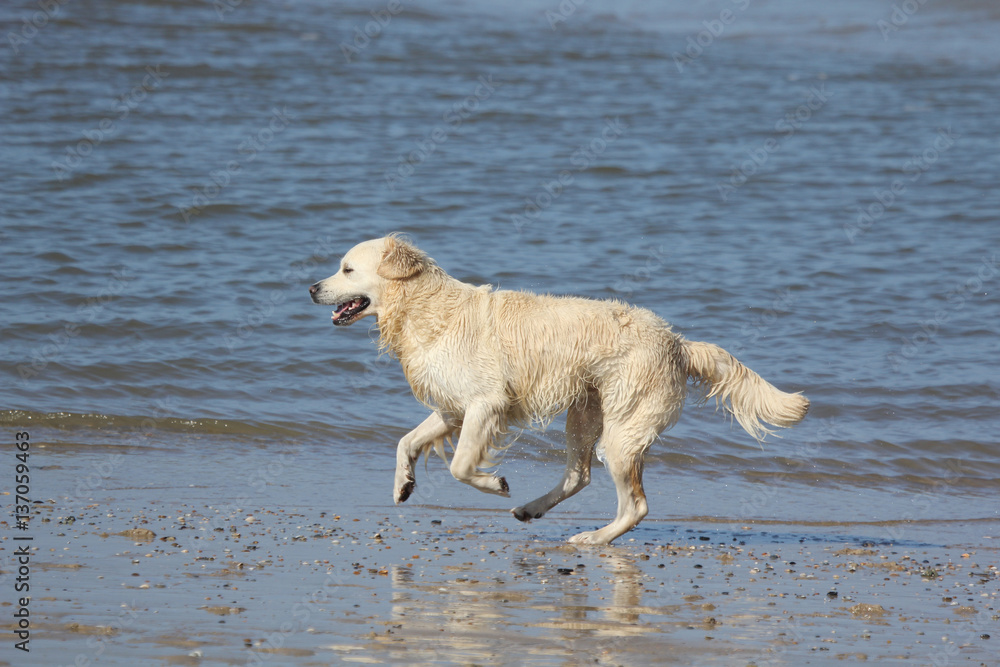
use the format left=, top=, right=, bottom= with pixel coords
left=308, top=235, right=428, bottom=326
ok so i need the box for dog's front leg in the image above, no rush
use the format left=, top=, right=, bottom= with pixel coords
left=449, top=402, right=510, bottom=497
left=393, top=412, right=455, bottom=504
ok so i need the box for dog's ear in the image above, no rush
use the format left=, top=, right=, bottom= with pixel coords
left=377, top=236, right=427, bottom=280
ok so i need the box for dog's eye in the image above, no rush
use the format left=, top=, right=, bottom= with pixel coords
left=342, top=266, right=353, bottom=274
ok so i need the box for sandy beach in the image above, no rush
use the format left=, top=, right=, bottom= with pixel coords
left=3, top=438, right=997, bottom=666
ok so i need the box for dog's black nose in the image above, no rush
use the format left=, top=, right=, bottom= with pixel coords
left=309, top=282, right=321, bottom=295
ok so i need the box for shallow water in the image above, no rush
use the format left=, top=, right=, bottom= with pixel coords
left=3, top=0, right=999, bottom=548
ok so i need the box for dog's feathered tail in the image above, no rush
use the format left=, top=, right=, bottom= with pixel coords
left=684, top=340, right=809, bottom=442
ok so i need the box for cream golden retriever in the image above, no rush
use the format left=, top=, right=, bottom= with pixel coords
left=309, top=235, right=808, bottom=545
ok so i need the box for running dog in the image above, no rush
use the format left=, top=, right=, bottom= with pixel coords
left=309, top=235, right=808, bottom=544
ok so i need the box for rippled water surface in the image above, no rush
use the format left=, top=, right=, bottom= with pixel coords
left=2, top=0, right=999, bottom=534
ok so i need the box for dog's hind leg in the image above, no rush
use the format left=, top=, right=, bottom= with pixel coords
left=512, top=391, right=601, bottom=522
left=449, top=402, right=511, bottom=497
left=394, top=412, right=456, bottom=504
left=568, top=416, right=661, bottom=546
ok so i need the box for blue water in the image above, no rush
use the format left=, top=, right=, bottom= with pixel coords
left=2, top=0, right=999, bottom=530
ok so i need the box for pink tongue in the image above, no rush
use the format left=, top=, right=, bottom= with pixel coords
left=332, top=300, right=355, bottom=320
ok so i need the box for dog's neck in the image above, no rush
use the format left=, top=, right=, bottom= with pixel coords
left=377, top=266, right=474, bottom=362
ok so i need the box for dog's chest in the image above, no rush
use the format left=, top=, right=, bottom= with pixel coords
left=402, top=343, right=493, bottom=412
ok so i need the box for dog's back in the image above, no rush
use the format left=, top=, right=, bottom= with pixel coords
left=472, top=290, right=689, bottom=428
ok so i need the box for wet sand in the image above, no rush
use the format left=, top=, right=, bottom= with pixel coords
left=2, top=442, right=998, bottom=666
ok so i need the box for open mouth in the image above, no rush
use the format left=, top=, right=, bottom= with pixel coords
left=331, top=296, right=370, bottom=326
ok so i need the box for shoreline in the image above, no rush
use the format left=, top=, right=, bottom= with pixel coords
left=2, top=451, right=997, bottom=666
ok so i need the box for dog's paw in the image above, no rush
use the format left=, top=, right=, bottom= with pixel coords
left=511, top=505, right=544, bottom=522
left=498, top=476, right=510, bottom=497
left=394, top=479, right=415, bottom=504
left=568, top=530, right=611, bottom=546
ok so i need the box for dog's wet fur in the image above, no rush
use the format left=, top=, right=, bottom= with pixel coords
left=310, top=235, right=808, bottom=544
